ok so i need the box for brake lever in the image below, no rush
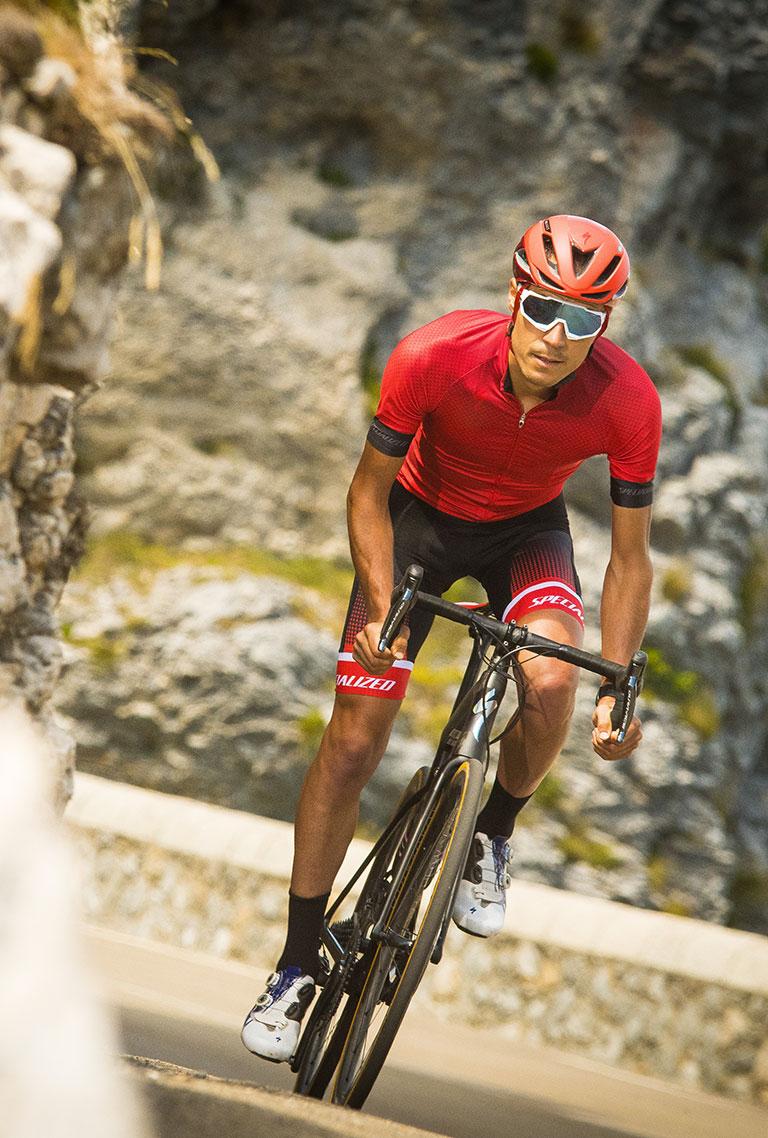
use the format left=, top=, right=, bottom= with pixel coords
left=378, top=564, right=423, bottom=653
left=611, top=650, right=647, bottom=743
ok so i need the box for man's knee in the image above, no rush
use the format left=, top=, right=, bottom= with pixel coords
left=316, top=696, right=399, bottom=792
left=523, top=660, right=578, bottom=719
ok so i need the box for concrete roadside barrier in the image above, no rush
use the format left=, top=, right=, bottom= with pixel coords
left=69, top=772, right=768, bottom=1104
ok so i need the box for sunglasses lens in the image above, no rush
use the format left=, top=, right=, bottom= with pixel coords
left=521, top=293, right=604, bottom=339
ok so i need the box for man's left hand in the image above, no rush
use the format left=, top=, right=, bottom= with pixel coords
left=591, top=696, right=643, bottom=760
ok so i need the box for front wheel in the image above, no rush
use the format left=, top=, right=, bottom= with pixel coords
left=293, top=765, right=429, bottom=1097
left=332, top=757, right=483, bottom=1108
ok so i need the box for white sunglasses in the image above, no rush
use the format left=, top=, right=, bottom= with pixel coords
left=518, top=288, right=608, bottom=341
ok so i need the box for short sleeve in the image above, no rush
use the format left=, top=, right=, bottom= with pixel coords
left=607, top=370, right=662, bottom=494
left=374, top=320, right=454, bottom=434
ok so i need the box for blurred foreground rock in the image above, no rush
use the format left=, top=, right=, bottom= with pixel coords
left=0, top=701, right=148, bottom=1138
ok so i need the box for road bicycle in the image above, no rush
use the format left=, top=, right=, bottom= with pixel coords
left=291, top=564, right=646, bottom=1108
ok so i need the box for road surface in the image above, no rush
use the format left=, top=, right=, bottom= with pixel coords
left=86, top=926, right=767, bottom=1138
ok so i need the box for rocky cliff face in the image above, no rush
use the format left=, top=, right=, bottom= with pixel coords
left=56, top=1, right=768, bottom=929
left=0, top=3, right=172, bottom=805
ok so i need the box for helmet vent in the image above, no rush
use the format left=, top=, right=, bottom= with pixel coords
left=537, top=269, right=561, bottom=290
left=542, top=234, right=558, bottom=270
left=592, top=254, right=622, bottom=286
left=572, top=245, right=596, bottom=277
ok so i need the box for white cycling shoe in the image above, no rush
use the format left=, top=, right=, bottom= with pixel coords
left=241, top=966, right=315, bottom=1062
left=452, top=832, right=512, bottom=938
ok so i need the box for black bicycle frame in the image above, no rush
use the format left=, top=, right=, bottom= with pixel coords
left=370, top=628, right=513, bottom=951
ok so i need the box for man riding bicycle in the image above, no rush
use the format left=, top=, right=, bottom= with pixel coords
left=242, top=214, right=662, bottom=1062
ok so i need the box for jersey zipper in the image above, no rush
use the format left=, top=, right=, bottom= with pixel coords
left=518, top=410, right=527, bottom=428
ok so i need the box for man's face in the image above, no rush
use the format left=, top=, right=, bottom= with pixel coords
left=507, top=281, right=608, bottom=392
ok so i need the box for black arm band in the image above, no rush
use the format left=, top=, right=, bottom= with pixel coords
left=610, top=477, right=654, bottom=508
left=367, top=416, right=415, bottom=458
left=595, top=682, right=621, bottom=705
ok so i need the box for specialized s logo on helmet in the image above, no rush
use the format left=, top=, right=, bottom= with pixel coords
left=513, top=215, right=630, bottom=305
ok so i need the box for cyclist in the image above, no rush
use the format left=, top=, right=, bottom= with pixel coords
left=242, top=215, right=661, bottom=1061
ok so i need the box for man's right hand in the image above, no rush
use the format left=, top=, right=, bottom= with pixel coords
left=353, top=622, right=410, bottom=675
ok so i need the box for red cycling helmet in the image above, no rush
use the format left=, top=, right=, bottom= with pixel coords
left=513, top=215, right=630, bottom=305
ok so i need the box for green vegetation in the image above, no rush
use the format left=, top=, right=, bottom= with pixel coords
left=525, top=42, right=559, bottom=83
left=559, top=9, right=601, bottom=54
left=535, top=772, right=566, bottom=811
left=676, top=343, right=740, bottom=435
left=404, top=577, right=484, bottom=746
left=13, top=0, right=81, bottom=23
left=359, top=333, right=382, bottom=418
left=193, top=437, right=243, bottom=459
left=728, top=869, right=768, bottom=923
left=676, top=343, right=730, bottom=386
left=407, top=699, right=456, bottom=749
left=642, top=646, right=720, bottom=739
left=73, top=530, right=353, bottom=601
left=738, top=538, right=768, bottom=635
left=678, top=694, right=720, bottom=739
left=296, top=707, right=327, bottom=753
left=643, top=647, right=699, bottom=701
left=322, top=226, right=357, bottom=243
left=660, top=898, right=692, bottom=918
left=61, top=629, right=129, bottom=671
left=558, top=826, right=622, bottom=870
left=660, top=560, right=693, bottom=603
left=317, top=162, right=354, bottom=188
left=646, top=853, right=669, bottom=892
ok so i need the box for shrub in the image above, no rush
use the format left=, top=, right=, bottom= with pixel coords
left=559, top=10, right=600, bottom=54
left=297, top=707, right=327, bottom=753
left=558, top=830, right=622, bottom=870
left=660, top=560, right=693, bottom=603
left=739, top=539, right=768, bottom=635
left=643, top=646, right=721, bottom=740
left=359, top=334, right=381, bottom=418
left=525, top=42, right=559, bottom=82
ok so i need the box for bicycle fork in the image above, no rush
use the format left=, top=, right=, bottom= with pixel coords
left=430, top=668, right=509, bottom=964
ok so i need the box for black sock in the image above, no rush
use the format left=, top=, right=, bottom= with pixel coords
left=475, top=777, right=532, bottom=840
left=276, top=891, right=329, bottom=981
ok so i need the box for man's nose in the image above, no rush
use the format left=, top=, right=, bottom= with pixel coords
left=542, top=320, right=567, bottom=346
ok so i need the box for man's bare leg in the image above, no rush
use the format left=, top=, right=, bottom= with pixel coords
left=290, top=691, right=402, bottom=898
left=496, top=610, right=583, bottom=798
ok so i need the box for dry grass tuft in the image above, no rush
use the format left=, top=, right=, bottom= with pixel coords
left=5, top=2, right=218, bottom=291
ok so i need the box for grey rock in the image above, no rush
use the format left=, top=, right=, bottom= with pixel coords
left=0, top=124, right=76, bottom=221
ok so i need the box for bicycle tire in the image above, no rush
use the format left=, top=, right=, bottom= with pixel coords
left=293, top=766, right=429, bottom=1098
left=293, top=919, right=359, bottom=1096
left=332, top=757, right=483, bottom=1108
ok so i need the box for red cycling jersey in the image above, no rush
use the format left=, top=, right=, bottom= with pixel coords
left=368, top=309, right=661, bottom=522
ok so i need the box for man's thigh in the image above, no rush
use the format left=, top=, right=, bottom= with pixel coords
left=481, top=528, right=585, bottom=702
left=482, top=529, right=584, bottom=631
left=335, top=488, right=459, bottom=702
left=327, top=689, right=403, bottom=744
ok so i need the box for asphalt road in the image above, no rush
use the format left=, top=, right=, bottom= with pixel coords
left=119, top=1004, right=642, bottom=1138
left=87, top=927, right=767, bottom=1138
